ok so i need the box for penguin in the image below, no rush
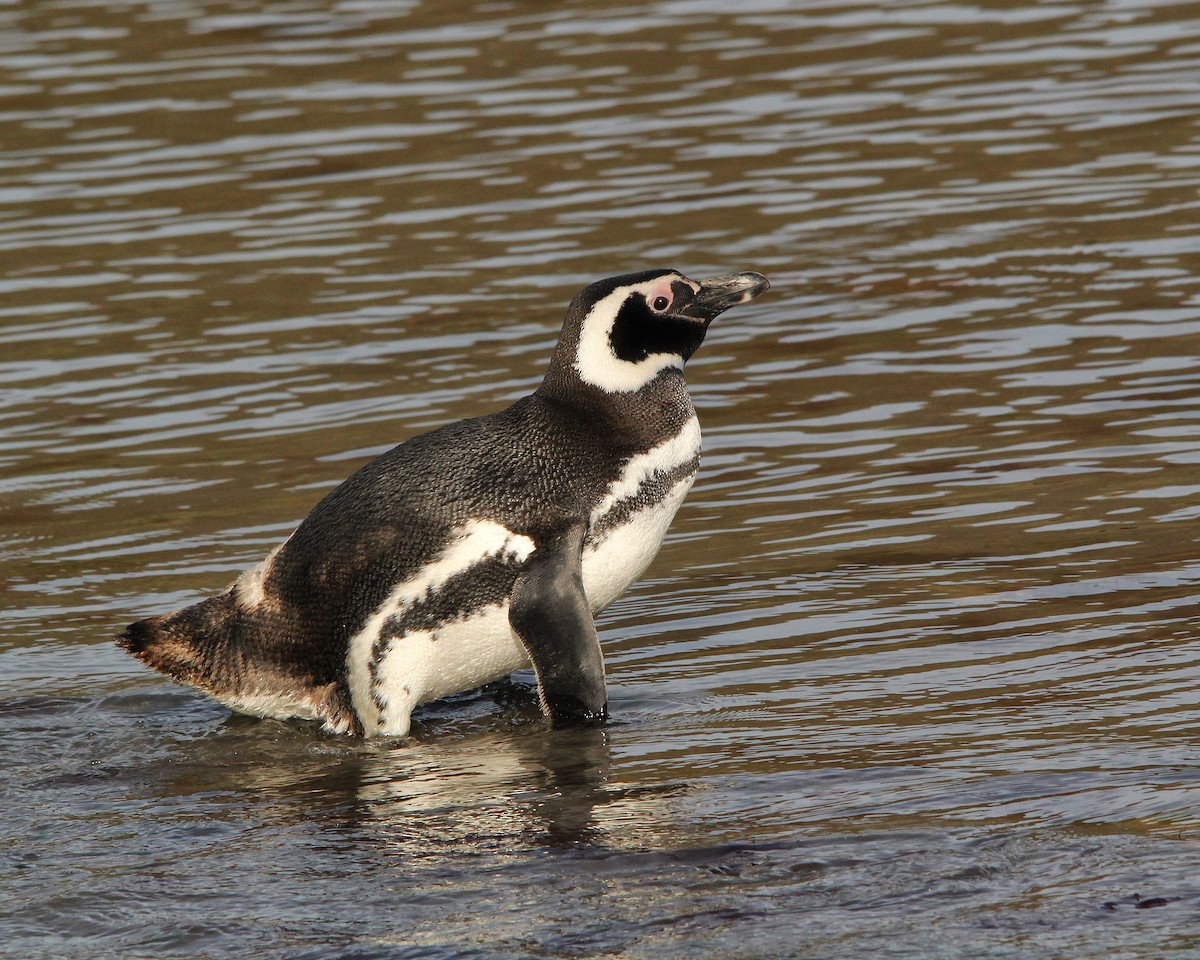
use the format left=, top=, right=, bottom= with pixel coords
left=118, top=268, right=770, bottom=737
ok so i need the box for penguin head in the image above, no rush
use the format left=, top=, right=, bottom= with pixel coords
left=547, top=269, right=770, bottom=396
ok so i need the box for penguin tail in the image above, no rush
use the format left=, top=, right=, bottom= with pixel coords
left=117, top=594, right=238, bottom=694
left=117, top=594, right=362, bottom=735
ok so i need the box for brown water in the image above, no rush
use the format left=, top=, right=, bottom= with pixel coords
left=3, top=1, right=1200, bottom=957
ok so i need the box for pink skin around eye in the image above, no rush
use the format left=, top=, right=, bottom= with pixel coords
left=646, top=280, right=675, bottom=311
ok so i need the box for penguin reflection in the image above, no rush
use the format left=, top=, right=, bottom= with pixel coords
left=175, top=688, right=622, bottom=847
left=355, top=723, right=615, bottom=847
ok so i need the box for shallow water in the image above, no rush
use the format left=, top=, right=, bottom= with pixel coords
left=3, top=1, right=1200, bottom=957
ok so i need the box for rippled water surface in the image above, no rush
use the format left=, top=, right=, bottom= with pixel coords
left=3, top=1, right=1200, bottom=957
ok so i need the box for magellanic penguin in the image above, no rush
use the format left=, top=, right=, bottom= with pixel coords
left=119, top=269, right=770, bottom=737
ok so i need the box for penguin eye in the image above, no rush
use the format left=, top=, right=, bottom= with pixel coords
left=651, top=295, right=671, bottom=312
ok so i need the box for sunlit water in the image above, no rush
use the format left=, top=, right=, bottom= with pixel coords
left=3, top=1, right=1200, bottom=957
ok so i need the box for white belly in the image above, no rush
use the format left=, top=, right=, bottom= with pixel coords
left=345, top=519, right=535, bottom=737
left=372, top=604, right=531, bottom=736
left=581, top=474, right=695, bottom=612
left=582, top=415, right=701, bottom=610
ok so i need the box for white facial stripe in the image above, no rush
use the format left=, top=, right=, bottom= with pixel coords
left=346, top=519, right=535, bottom=733
left=590, top=416, right=701, bottom=526
left=574, top=275, right=687, bottom=393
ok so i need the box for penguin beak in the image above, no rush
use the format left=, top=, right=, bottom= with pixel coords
left=679, top=272, right=771, bottom=324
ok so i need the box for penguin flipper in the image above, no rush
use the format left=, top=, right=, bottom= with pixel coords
left=508, top=522, right=607, bottom=726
